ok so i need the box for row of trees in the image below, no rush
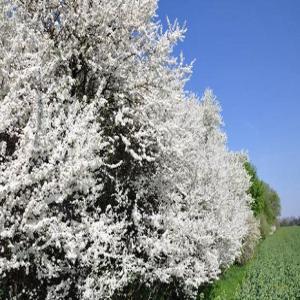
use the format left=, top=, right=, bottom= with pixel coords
left=280, top=217, right=300, bottom=226
left=234, top=163, right=281, bottom=265
left=0, top=0, right=280, bottom=299
left=245, top=163, right=281, bottom=238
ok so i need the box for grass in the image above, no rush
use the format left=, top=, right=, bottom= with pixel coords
left=197, top=255, right=255, bottom=300
left=200, top=226, right=300, bottom=300
left=201, top=264, right=251, bottom=299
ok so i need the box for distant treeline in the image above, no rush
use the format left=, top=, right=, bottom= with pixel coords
left=280, top=217, right=300, bottom=226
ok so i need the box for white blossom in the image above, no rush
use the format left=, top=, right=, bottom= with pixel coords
left=0, top=1, right=254, bottom=299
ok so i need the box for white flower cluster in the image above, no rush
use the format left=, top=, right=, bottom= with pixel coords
left=0, top=1, right=253, bottom=299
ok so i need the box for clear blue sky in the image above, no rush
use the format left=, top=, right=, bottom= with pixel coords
left=158, top=0, right=300, bottom=217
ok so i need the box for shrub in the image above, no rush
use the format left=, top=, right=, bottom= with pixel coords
left=237, top=215, right=261, bottom=265
left=244, top=163, right=281, bottom=239
left=0, top=1, right=253, bottom=299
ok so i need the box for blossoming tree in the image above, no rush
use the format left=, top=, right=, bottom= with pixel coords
left=0, top=1, right=253, bottom=299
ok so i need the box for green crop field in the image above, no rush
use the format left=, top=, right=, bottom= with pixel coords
left=204, top=226, right=300, bottom=300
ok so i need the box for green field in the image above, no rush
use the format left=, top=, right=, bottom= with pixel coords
left=204, top=227, right=300, bottom=300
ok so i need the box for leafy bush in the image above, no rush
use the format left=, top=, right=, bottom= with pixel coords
left=261, top=183, right=281, bottom=225
left=237, top=215, right=261, bottom=265
left=244, top=163, right=280, bottom=239
left=244, top=163, right=265, bottom=216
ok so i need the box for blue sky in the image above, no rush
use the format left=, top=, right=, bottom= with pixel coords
left=158, top=0, right=300, bottom=217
